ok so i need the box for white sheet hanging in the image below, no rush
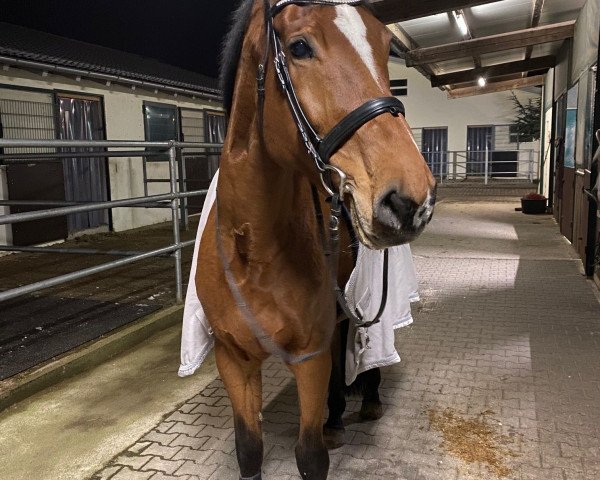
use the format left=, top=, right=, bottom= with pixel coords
left=178, top=170, right=419, bottom=384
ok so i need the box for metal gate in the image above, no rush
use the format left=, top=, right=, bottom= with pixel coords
left=422, top=128, right=448, bottom=178
left=467, top=126, right=494, bottom=174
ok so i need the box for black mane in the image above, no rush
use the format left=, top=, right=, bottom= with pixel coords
left=219, top=0, right=256, bottom=116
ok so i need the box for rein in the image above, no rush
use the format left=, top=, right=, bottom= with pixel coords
left=216, top=0, right=404, bottom=364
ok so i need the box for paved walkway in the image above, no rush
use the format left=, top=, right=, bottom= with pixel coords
left=2, top=194, right=600, bottom=480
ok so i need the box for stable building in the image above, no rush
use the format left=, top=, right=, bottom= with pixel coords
left=0, top=22, right=224, bottom=247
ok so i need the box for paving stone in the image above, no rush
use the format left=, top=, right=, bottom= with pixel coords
left=141, top=457, right=186, bottom=475
left=141, top=444, right=182, bottom=460
left=110, top=467, right=154, bottom=480
left=113, top=454, right=153, bottom=470
left=91, top=465, right=122, bottom=480
left=169, top=434, right=208, bottom=449
left=173, top=460, right=217, bottom=477
left=149, top=473, right=189, bottom=480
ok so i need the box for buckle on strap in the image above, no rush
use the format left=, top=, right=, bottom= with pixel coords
left=318, top=97, right=405, bottom=163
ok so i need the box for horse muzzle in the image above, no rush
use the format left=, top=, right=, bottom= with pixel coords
left=371, top=188, right=436, bottom=247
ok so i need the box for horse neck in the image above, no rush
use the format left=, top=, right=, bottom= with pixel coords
left=217, top=116, right=319, bottom=260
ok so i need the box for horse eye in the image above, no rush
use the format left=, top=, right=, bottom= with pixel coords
left=289, top=40, right=313, bottom=59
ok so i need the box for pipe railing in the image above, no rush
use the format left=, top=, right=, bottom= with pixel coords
left=422, top=149, right=538, bottom=185
left=0, top=139, right=223, bottom=304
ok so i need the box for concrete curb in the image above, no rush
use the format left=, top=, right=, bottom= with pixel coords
left=0, top=304, right=183, bottom=412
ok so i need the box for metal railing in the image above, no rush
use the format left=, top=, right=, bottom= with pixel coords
left=423, top=149, right=538, bottom=185
left=0, top=139, right=222, bottom=304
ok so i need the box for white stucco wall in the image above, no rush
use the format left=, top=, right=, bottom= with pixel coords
left=0, top=67, right=222, bottom=242
left=388, top=58, right=541, bottom=177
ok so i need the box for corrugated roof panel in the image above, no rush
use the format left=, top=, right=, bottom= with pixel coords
left=400, top=13, right=463, bottom=48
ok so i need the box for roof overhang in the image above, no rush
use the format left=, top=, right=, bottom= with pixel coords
left=370, top=0, right=584, bottom=97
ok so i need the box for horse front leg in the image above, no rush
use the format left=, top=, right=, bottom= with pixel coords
left=289, top=352, right=331, bottom=480
left=214, top=340, right=264, bottom=480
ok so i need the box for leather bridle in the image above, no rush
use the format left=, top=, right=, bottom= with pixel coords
left=261, top=0, right=403, bottom=327
left=259, top=0, right=405, bottom=197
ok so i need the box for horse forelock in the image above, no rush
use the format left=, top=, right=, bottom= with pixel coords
left=220, top=1, right=375, bottom=118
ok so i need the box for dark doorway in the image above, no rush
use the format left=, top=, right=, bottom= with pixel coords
left=179, top=109, right=224, bottom=215
left=0, top=96, right=69, bottom=246
left=421, top=128, right=448, bottom=178
left=491, top=151, right=518, bottom=177
left=57, top=94, right=109, bottom=234
left=556, top=85, right=578, bottom=242
left=467, top=126, right=494, bottom=174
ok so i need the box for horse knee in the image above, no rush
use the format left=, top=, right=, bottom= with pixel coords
left=295, top=429, right=329, bottom=480
left=234, top=417, right=263, bottom=478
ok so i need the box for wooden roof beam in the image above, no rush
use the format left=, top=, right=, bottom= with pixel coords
left=369, top=0, right=504, bottom=24
left=525, top=0, right=546, bottom=59
left=406, top=21, right=575, bottom=66
left=431, top=55, right=556, bottom=87
left=447, top=74, right=545, bottom=98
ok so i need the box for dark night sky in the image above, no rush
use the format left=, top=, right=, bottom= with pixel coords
left=0, top=0, right=241, bottom=79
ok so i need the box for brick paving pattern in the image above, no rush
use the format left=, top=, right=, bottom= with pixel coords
left=92, top=199, right=600, bottom=480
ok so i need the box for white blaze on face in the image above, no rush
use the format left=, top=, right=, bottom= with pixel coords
left=334, top=5, right=381, bottom=87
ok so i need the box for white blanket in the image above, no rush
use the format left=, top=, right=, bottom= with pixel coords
left=178, top=171, right=419, bottom=385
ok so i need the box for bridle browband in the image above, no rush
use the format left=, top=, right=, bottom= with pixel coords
left=217, top=0, right=405, bottom=365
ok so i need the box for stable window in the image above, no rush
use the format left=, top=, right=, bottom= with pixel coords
left=143, top=102, right=180, bottom=142
left=390, top=79, right=408, bottom=97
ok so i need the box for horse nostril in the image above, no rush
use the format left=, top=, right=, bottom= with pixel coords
left=376, top=190, right=419, bottom=231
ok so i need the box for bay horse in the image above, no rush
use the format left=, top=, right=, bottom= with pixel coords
left=196, top=1, right=436, bottom=479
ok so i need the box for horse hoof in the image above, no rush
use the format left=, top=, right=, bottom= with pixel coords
left=359, top=400, right=383, bottom=421
left=323, top=426, right=345, bottom=450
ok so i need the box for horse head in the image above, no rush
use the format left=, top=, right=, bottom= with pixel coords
left=252, top=0, right=436, bottom=249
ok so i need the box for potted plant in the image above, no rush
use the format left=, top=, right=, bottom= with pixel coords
left=521, top=192, right=547, bottom=214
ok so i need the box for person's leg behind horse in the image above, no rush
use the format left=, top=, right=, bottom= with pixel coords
left=214, top=340, right=264, bottom=480
left=324, top=319, right=348, bottom=449
left=358, top=367, right=384, bottom=421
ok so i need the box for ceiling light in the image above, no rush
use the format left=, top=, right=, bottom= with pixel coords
left=478, top=76, right=487, bottom=87
left=453, top=11, right=469, bottom=36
